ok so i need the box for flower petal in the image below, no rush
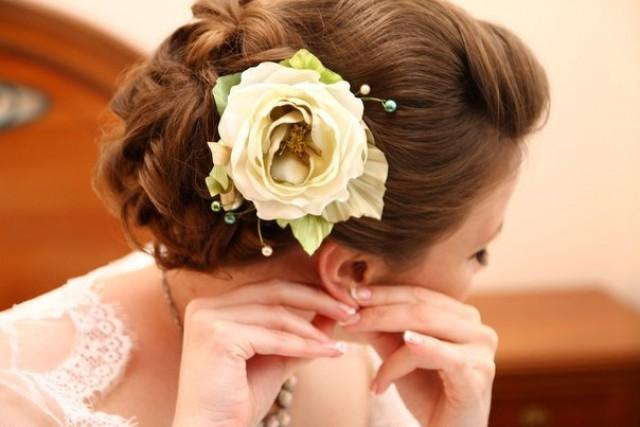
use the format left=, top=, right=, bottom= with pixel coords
left=207, top=141, right=231, bottom=165
left=322, top=142, right=388, bottom=222
left=270, top=150, right=309, bottom=185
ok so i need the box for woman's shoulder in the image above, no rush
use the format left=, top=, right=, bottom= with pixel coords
left=0, top=249, right=154, bottom=426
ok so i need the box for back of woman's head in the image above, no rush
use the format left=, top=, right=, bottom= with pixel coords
left=93, top=0, right=549, bottom=271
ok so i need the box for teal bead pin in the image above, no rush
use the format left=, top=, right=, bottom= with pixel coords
left=383, top=99, right=397, bottom=113
left=224, top=212, right=236, bottom=224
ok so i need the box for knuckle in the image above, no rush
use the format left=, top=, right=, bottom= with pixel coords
left=450, top=352, right=470, bottom=371
left=482, top=360, right=497, bottom=378
left=478, top=325, right=499, bottom=348
left=188, top=313, right=230, bottom=345
left=186, top=306, right=223, bottom=333
left=269, top=281, right=289, bottom=299
left=207, top=320, right=229, bottom=338
left=464, top=305, right=482, bottom=323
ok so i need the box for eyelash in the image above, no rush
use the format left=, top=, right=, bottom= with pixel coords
left=473, top=249, right=489, bottom=266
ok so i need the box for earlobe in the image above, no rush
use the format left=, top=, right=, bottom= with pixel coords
left=315, top=239, right=371, bottom=307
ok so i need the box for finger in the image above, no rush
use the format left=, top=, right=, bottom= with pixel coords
left=351, top=285, right=481, bottom=322
left=208, top=319, right=349, bottom=361
left=201, top=304, right=335, bottom=343
left=372, top=330, right=476, bottom=397
left=343, top=303, right=489, bottom=344
left=194, top=279, right=359, bottom=321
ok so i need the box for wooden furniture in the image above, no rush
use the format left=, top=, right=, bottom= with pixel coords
left=467, top=287, right=640, bottom=427
left=0, top=0, right=144, bottom=309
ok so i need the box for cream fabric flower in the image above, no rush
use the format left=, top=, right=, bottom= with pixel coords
left=206, top=49, right=388, bottom=254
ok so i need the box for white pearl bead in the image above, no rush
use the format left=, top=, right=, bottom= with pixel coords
left=359, top=84, right=371, bottom=95
left=279, top=412, right=292, bottom=426
left=277, top=389, right=293, bottom=407
left=283, top=375, right=298, bottom=390
left=265, top=416, right=280, bottom=427
left=261, top=245, right=274, bottom=257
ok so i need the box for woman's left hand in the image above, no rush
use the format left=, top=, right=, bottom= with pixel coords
left=341, top=285, right=498, bottom=427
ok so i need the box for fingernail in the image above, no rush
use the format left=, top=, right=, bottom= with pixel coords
left=403, top=330, right=425, bottom=345
left=337, top=312, right=360, bottom=326
left=322, top=340, right=349, bottom=353
left=338, top=302, right=357, bottom=316
left=351, top=287, right=371, bottom=301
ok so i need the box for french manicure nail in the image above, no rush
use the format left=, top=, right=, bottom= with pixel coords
left=351, top=287, right=372, bottom=300
left=337, top=312, right=360, bottom=326
left=322, top=340, right=349, bottom=353
left=338, top=302, right=357, bottom=316
left=403, top=330, right=425, bottom=345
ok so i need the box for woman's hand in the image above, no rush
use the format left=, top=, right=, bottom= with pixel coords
left=171, top=279, right=359, bottom=427
left=342, top=285, right=498, bottom=427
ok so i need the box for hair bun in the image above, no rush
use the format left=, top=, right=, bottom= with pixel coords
left=187, top=0, right=269, bottom=67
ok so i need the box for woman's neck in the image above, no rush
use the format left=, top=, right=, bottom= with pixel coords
left=163, top=247, right=322, bottom=327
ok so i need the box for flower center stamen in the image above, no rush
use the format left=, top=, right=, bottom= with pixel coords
left=283, top=122, right=312, bottom=159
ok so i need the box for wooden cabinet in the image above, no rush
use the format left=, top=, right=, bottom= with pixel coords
left=467, top=287, right=640, bottom=427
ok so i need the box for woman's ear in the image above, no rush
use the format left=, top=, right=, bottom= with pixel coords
left=314, top=239, right=381, bottom=307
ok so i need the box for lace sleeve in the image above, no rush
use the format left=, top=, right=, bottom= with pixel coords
left=364, top=345, right=422, bottom=427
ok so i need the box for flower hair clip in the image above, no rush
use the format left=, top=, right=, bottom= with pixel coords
left=205, top=49, right=392, bottom=257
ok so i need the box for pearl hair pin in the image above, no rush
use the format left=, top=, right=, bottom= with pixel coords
left=356, top=84, right=398, bottom=113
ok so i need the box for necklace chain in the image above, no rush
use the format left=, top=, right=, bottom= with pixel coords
left=161, top=270, right=183, bottom=336
left=159, top=269, right=296, bottom=427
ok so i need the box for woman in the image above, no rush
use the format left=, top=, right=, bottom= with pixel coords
left=0, top=0, right=549, bottom=426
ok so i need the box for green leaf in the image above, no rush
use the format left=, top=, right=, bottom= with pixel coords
left=205, top=165, right=230, bottom=196
left=212, top=72, right=242, bottom=116
left=277, top=215, right=334, bottom=255
left=280, top=49, right=343, bottom=84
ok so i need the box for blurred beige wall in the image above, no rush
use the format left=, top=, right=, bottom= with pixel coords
left=22, top=0, right=640, bottom=308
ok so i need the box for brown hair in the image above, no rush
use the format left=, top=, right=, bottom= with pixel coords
left=93, top=0, right=549, bottom=271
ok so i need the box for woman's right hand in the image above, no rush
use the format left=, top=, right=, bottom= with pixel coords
left=170, top=279, right=360, bottom=427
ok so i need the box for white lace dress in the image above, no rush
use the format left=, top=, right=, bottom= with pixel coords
left=0, top=249, right=421, bottom=427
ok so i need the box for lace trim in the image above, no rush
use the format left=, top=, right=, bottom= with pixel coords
left=0, top=258, right=146, bottom=427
